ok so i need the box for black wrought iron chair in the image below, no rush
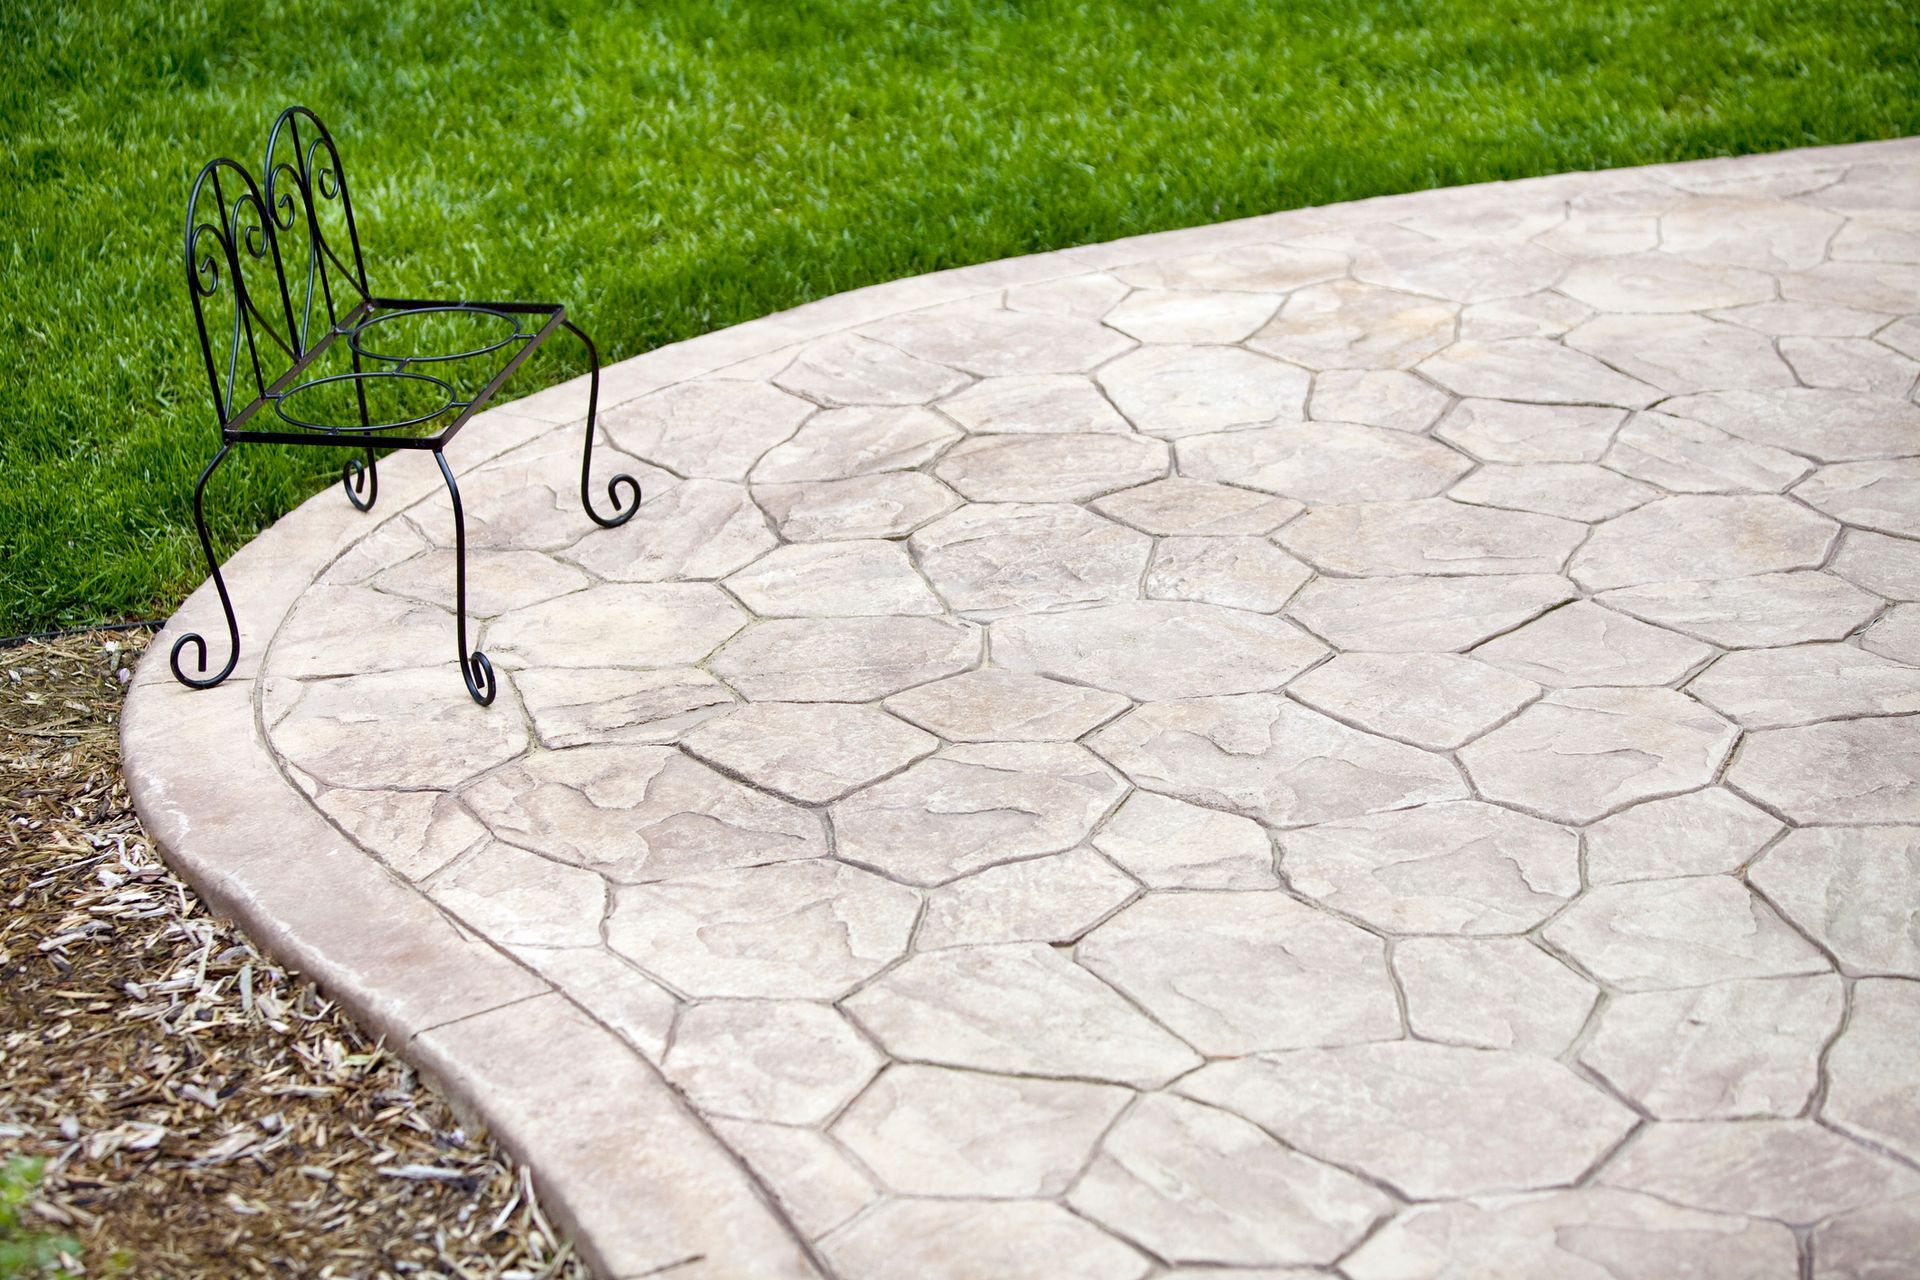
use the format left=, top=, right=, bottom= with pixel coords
left=175, top=106, right=639, bottom=705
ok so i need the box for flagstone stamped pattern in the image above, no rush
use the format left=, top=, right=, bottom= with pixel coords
left=128, top=140, right=1920, bottom=1279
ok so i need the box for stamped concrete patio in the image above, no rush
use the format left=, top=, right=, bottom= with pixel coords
left=125, top=139, right=1920, bottom=1279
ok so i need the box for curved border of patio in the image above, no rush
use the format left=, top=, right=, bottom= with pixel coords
left=123, top=136, right=1915, bottom=1279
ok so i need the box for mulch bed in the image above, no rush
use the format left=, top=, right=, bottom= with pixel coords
left=1, top=632, right=593, bottom=1279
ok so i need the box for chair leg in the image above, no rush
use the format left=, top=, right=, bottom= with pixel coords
left=342, top=444, right=379, bottom=511
left=170, top=444, right=242, bottom=690
left=434, top=449, right=497, bottom=706
left=565, top=319, right=641, bottom=528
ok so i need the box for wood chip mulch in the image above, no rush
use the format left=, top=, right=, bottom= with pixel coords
left=1, top=631, right=595, bottom=1279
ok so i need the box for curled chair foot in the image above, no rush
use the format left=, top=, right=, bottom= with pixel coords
left=171, top=445, right=241, bottom=690
left=434, top=449, right=496, bottom=707
left=342, top=446, right=379, bottom=511
left=462, top=650, right=498, bottom=706
left=566, top=319, right=642, bottom=528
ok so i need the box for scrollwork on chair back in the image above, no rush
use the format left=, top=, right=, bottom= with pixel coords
left=184, top=157, right=301, bottom=427
left=264, top=106, right=371, bottom=351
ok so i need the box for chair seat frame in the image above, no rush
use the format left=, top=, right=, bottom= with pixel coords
left=174, top=108, right=638, bottom=704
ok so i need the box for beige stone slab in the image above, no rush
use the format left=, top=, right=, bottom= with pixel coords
left=710, top=615, right=980, bottom=701
left=1435, top=399, right=1626, bottom=463
left=681, top=701, right=937, bottom=804
left=1597, top=1119, right=1920, bottom=1225
left=1145, top=537, right=1315, bottom=613
left=936, top=373, right=1132, bottom=435
left=1069, top=1094, right=1390, bottom=1267
left=1091, top=693, right=1468, bottom=828
left=831, top=742, right=1125, bottom=886
left=413, top=994, right=821, bottom=1279
left=992, top=601, right=1328, bottom=701
left=1580, top=975, right=1844, bottom=1119
left=662, top=999, right=881, bottom=1123
left=1599, top=572, right=1885, bottom=648
left=1825, top=978, right=1920, bottom=1165
left=1278, top=498, right=1585, bottom=577
left=1182, top=1042, right=1636, bottom=1198
left=1091, top=476, right=1303, bottom=535
left=917, top=848, right=1138, bottom=948
left=1584, top=788, right=1784, bottom=884
left=1749, top=826, right=1920, bottom=976
left=708, top=1118, right=878, bottom=1239
left=1729, top=719, right=1920, bottom=823
left=1098, top=344, right=1312, bottom=438
left=883, top=669, right=1129, bottom=742
left=843, top=942, right=1203, bottom=1087
left=1543, top=876, right=1829, bottom=991
left=934, top=432, right=1169, bottom=502
left=909, top=502, right=1151, bottom=619
left=1090, top=791, right=1277, bottom=890
left=1080, top=891, right=1399, bottom=1054
left=1473, top=601, right=1714, bottom=688
left=723, top=540, right=944, bottom=617
left=1345, top=1189, right=1797, bottom=1280
left=754, top=472, right=961, bottom=541
left=821, top=1198, right=1149, bottom=1280
left=1179, top=421, right=1471, bottom=504
left=831, top=1063, right=1128, bottom=1197
left=1393, top=936, right=1596, bottom=1054
left=1288, top=573, right=1577, bottom=652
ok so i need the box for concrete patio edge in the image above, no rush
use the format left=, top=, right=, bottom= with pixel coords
left=122, top=134, right=1920, bottom=1278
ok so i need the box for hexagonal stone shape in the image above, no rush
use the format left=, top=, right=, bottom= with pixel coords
left=1090, top=791, right=1276, bottom=890
left=754, top=472, right=960, bottom=542
left=709, top=615, right=978, bottom=701
left=1435, top=399, right=1627, bottom=463
left=1661, top=387, right=1920, bottom=463
left=1598, top=572, right=1885, bottom=647
left=460, top=745, right=825, bottom=881
left=1078, top=891, right=1398, bottom=1054
left=606, top=860, right=918, bottom=998
left=722, top=540, right=944, bottom=617
left=773, top=332, right=968, bottom=406
left=821, top=1198, right=1150, bottom=1280
left=1543, top=876, right=1828, bottom=991
left=883, top=670, right=1128, bottom=743
left=1278, top=499, right=1585, bottom=576
left=1605, top=410, right=1811, bottom=494
left=1178, top=422, right=1471, bottom=504
left=1796, top=459, right=1920, bottom=538
left=917, top=848, right=1136, bottom=948
left=662, top=1000, right=881, bottom=1123
left=1729, top=719, right=1920, bottom=824
left=1559, top=252, right=1775, bottom=313
left=1664, top=194, right=1842, bottom=271
left=1579, top=975, right=1844, bottom=1120
left=843, top=942, right=1203, bottom=1086
left=1287, top=653, right=1540, bottom=750
left=1091, top=476, right=1302, bottom=535
left=937, top=374, right=1132, bottom=435
left=1570, top=314, right=1800, bottom=395
left=1282, top=800, right=1580, bottom=935
left=1834, top=529, right=1920, bottom=600
left=831, top=742, right=1124, bottom=885
left=991, top=602, right=1327, bottom=701
left=1584, top=788, right=1783, bottom=885
left=1288, top=573, right=1577, bottom=652
left=560, top=477, right=778, bottom=584
left=1596, top=1119, right=1920, bottom=1225
left=680, top=703, right=936, bottom=804
left=1419, top=339, right=1661, bottom=407
left=1343, top=1188, right=1798, bottom=1280
left=1393, top=936, right=1597, bottom=1054
left=1069, top=1095, right=1390, bottom=1268
left=1749, top=826, right=1920, bottom=976
left=515, top=666, right=735, bottom=749
left=709, top=1119, right=878, bottom=1239
left=269, top=668, right=530, bottom=790
left=909, top=503, right=1150, bottom=619
left=1092, top=694, right=1467, bottom=828
left=932, top=432, right=1168, bottom=502
left=831, top=1064, right=1130, bottom=1197
left=751, top=405, right=960, bottom=483
left=1814, top=1194, right=1920, bottom=1280
left=1249, top=280, right=1457, bottom=369
left=1181, top=1041, right=1636, bottom=1198
left=1825, top=978, right=1920, bottom=1164
left=604, top=379, right=813, bottom=479
left=1473, top=601, right=1714, bottom=688
left=1691, top=643, right=1920, bottom=728
left=1145, top=537, right=1314, bottom=612
left=1097, top=345, right=1310, bottom=438
left=1104, top=287, right=1285, bottom=343
left=1449, top=462, right=1656, bottom=522
left=1458, top=687, right=1737, bottom=823
left=878, top=306, right=1134, bottom=376
left=485, top=581, right=747, bottom=669
left=1311, top=367, right=1452, bottom=433
left=428, top=841, right=605, bottom=948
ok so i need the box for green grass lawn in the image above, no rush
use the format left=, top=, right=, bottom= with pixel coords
left=4, top=0, right=1917, bottom=633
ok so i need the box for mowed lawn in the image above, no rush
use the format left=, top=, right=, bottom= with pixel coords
left=4, top=0, right=1917, bottom=632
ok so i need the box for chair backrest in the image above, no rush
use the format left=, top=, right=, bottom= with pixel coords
left=183, top=107, right=371, bottom=427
